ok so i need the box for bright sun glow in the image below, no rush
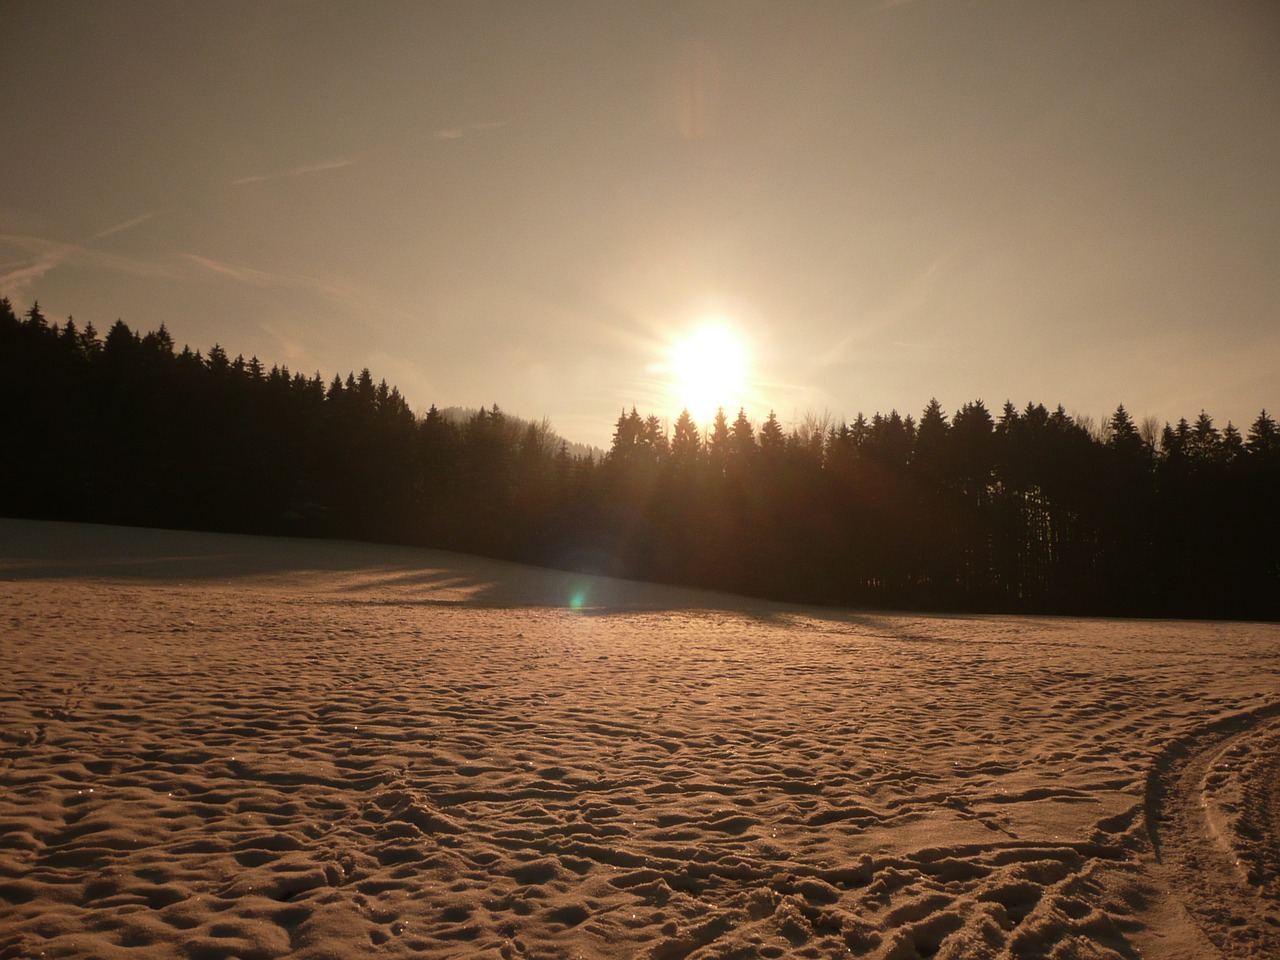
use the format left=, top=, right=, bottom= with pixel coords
left=671, top=323, right=747, bottom=424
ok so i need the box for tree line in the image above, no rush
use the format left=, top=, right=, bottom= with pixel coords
left=2, top=299, right=1276, bottom=619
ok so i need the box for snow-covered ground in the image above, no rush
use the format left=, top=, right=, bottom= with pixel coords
left=1, top=518, right=1276, bottom=959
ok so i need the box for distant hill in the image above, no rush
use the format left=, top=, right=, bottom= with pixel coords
left=437, top=406, right=604, bottom=462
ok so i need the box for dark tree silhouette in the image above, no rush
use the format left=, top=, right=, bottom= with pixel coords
left=1, top=298, right=1275, bottom=619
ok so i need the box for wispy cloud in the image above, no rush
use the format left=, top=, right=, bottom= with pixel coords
left=179, top=252, right=413, bottom=328
left=812, top=241, right=970, bottom=368
left=257, top=320, right=312, bottom=369
left=92, top=209, right=162, bottom=240
left=0, top=217, right=171, bottom=300
left=0, top=256, right=60, bottom=297
left=180, top=255, right=376, bottom=317
left=179, top=253, right=298, bottom=287
left=870, top=0, right=928, bottom=11
left=434, top=120, right=509, bottom=141
left=232, top=156, right=363, bottom=186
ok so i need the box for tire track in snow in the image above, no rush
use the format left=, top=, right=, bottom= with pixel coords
left=1144, top=703, right=1280, bottom=959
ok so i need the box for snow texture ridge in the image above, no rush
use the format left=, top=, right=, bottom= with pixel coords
left=1, top=518, right=1277, bottom=959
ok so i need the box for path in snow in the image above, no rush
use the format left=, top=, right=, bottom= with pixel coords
left=1145, top=704, right=1280, bottom=958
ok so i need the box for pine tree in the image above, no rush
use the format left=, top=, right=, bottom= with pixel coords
left=707, top=407, right=731, bottom=472
left=608, top=408, right=643, bottom=462
left=914, top=398, right=949, bottom=479
left=642, top=415, right=668, bottom=462
left=78, top=321, right=101, bottom=357
left=1246, top=410, right=1278, bottom=457
left=1221, top=423, right=1244, bottom=465
left=1106, top=404, right=1148, bottom=464
left=758, top=411, right=785, bottom=458
left=730, top=408, right=755, bottom=458
left=1189, top=411, right=1221, bottom=463
left=671, top=409, right=701, bottom=464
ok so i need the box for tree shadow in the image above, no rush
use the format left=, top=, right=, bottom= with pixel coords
left=0, top=518, right=825, bottom=625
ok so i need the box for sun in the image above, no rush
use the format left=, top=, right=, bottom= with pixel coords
left=671, top=323, right=747, bottom=424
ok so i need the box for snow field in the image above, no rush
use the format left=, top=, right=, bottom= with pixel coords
left=1, top=519, right=1277, bottom=959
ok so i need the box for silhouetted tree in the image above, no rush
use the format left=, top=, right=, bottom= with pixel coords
left=1246, top=410, right=1278, bottom=457
left=671, top=409, right=700, bottom=465
left=758, top=411, right=785, bottom=460
left=2, top=298, right=1274, bottom=620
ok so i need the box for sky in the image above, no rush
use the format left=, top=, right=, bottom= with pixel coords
left=3, top=1, right=1277, bottom=449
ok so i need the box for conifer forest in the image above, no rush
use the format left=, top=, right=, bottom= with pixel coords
left=3, top=299, right=1276, bottom=620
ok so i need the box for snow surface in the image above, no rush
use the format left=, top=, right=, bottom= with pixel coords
left=1, top=518, right=1277, bottom=959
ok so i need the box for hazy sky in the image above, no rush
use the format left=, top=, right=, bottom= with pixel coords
left=3, top=1, right=1277, bottom=447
